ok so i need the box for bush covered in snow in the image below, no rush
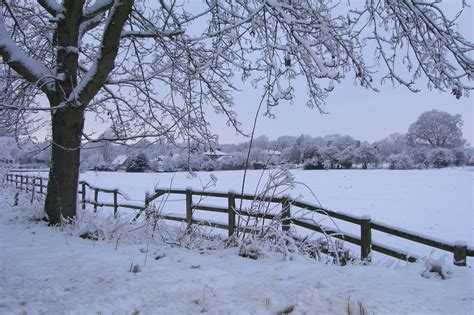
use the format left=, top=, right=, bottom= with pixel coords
left=387, top=153, right=415, bottom=170
left=427, top=148, right=454, bottom=168
left=303, top=156, right=325, bottom=170
left=337, top=146, right=356, bottom=169
left=353, top=143, right=380, bottom=169
left=451, top=148, right=467, bottom=167
left=468, top=155, right=474, bottom=166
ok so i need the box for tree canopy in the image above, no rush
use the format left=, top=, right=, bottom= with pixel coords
left=407, top=110, right=464, bottom=148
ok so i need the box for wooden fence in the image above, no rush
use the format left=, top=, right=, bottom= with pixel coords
left=5, top=173, right=474, bottom=266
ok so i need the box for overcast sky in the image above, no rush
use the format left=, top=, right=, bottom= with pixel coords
left=203, top=1, right=474, bottom=145
left=79, top=1, right=473, bottom=146
left=203, top=75, right=473, bottom=145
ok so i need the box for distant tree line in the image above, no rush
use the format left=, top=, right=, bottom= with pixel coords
left=1, top=110, right=472, bottom=172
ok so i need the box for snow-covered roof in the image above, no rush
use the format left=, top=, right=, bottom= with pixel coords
left=263, top=149, right=281, bottom=156
left=203, top=150, right=229, bottom=157
left=111, top=155, right=128, bottom=166
left=150, top=155, right=169, bottom=162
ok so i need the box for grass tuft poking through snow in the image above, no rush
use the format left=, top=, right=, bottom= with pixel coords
left=0, top=188, right=473, bottom=314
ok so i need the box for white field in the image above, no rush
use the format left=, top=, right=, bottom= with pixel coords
left=2, top=169, right=473, bottom=313
left=1, top=199, right=473, bottom=314
left=70, top=168, right=474, bottom=263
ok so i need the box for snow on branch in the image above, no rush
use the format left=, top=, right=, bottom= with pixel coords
left=37, top=0, right=64, bottom=16
left=72, top=0, right=133, bottom=107
left=0, top=17, right=54, bottom=93
left=83, top=0, right=114, bottom=19
left=0, top=0, right=472, bottom=146
left=354, top=0, right=474, bottom=95
left=121, top=29, right=185, bottom=39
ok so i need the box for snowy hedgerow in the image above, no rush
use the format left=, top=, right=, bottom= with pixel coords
left=353, top=143, right=380, bottom=169
left=427, top=148, right=454, bottom=169
left=0, top=137, right=16, bottom=180
left=281, top=146, right=302, bottom=164
left=303, top=156, right=324, bottom=170
left=218, top=154, right=246, bottom=170
left=337, top=146, right=356, bottom=169
left=387, top=154, right=415, bottom=170
left=468, top=155, right=474, bottom=166
left=200, top=158, right=216, bottom=172
left=450, top=148, right=467, bottom=167
left=320, top=146, right=340, bottom=169
left=374, top=133, right=408, bottom=159
left=156, top=156, right=176, bottom=172
left=301, top=145, right=320, bottom=161
left=0, top=136, right=16, bottom=163
left=405, top=147, right=429, bottom=168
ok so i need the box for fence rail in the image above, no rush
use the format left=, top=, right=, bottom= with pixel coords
left=5, top=172, right=473, bottom=266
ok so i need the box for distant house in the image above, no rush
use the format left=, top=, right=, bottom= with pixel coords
left=203, top=149, right=229, bottom=161
left=263, top=149, right=281, bottom=157
left=110, top=155, right=129, bottom=171
left=263, top=149, right=282, bottom=164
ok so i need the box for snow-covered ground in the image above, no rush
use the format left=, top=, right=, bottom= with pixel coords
left=20, top=167, right=474, bottom=264
left=78, top=168, right=474, bottom=260
left=1, top=189, right=473, bottom=314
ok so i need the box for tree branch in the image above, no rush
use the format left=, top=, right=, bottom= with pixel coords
left=37, top=0, right=64, bottom=16
left=72, top=0, right=133, bottom=107
left=83, top=0, right=114, bottom=19
left=0, top=16, right=54, bottom=94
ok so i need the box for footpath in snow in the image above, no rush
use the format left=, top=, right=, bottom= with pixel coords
left=0, top=190, right=473, bottom=314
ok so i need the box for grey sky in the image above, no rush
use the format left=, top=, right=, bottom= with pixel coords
left=200, top=1, right=474, bottom=145
left=204, top=77, right=473, bottom=145
left=79, top=1, right=472, bottom=146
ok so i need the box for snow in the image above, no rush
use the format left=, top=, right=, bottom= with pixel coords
left=83, top=0, right=114, bottom=18
left=0, top=19, right=54, bottom=91
left=21, top=167, right=473, bottom=263
left=263, top=149, right=282, bottom=156
left=0, top=190, right=473, bottom=314
left=75, top=168, right=471, bottom=234
left=110, top=154, right=128, bottom=166
left=43, top=0, right=64, bottom=13
left=203, top=150, right=229, bottom=157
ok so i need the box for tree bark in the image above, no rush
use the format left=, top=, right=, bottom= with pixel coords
left=43, top=0, right=132, bottom=224
left=44, top=105, right=85, bottom=224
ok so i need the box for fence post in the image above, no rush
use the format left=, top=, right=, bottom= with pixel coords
left=360, top=215, right=372, bottom=262
left=227, top=190, right=236, bottom=237
left=144, top=191, right=150, bottom=209
left=20, top=175, right=24, bottom=191
left=25, top=176, right=29, bottom=193
left=186, top=187, right=193, bottom=226
left=39, top=178, right=44, bottom=195
left=453, top=241, right=467, bottom=267
left=282, top=195, right=291, bottom=233
left=30, top=178, right=36, bottom=203
left=79, top=182, right=85, bottom=209
left=94, top=188, right=99, bottom=213
left=113, top=189, right=119, bottom=217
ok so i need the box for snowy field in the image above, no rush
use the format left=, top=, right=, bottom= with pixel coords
left=64, top=168, right=473, bottom=262
left=0, top=188, right=473, bottom=314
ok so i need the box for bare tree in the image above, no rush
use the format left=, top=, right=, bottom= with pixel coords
left=0, top=0, right=472, bottom=224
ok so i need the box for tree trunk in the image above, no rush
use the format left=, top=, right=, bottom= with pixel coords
left=44, top=106, right=85, bottom=225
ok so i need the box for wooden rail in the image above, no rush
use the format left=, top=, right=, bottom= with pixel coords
left=5, top=173, right=474, bottom=266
